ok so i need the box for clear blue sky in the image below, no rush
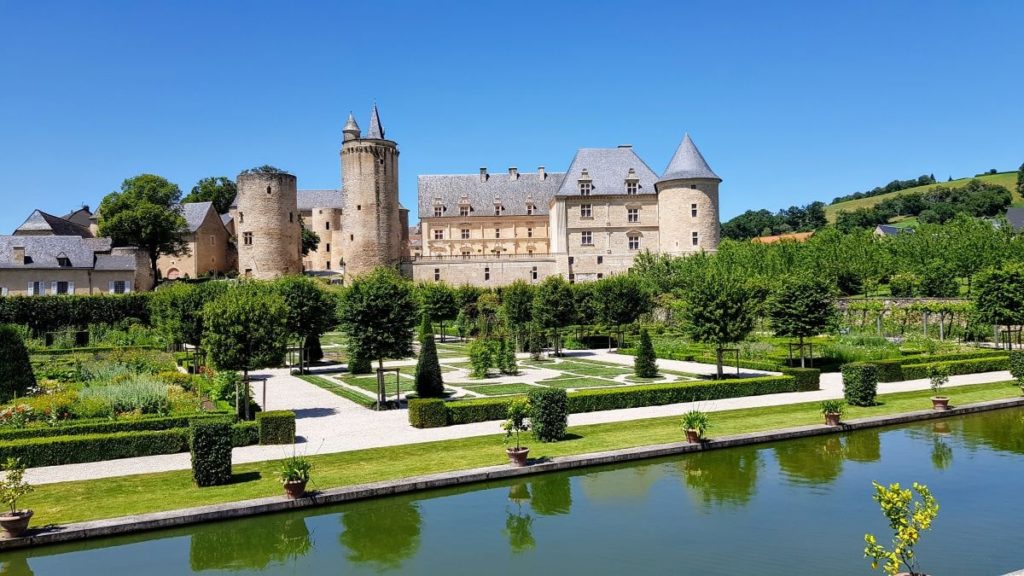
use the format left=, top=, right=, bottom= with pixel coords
left=2, top=0, right=1022, bottom=233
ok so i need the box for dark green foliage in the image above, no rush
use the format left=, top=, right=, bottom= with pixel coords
left=899, top=356, right=1009, bottom=381
left=256, top=411, right=295, bottom=445
left=888, top=274, right=919, bottom=297
left=767, top=275, right=836, bottom=368
left=592, top=274, right=653, bottom=339
left=918, top=263, right=959, bottom=297
left=721, top=201, right=828, bottom=241
left=300, top=220, right=320, bottom=256
left=0, top=324, right=35, bottom=402
left=1010, top=350, right=1024, bottom=382
left=0, top=413, right=229, bottom=441
left=418, top=281, right=458, bottom=341
left=274, top=275, right=337, bottom=371
left=528, top=388, right=568, bottom=442
left=500, top=280, right=534, bottom=346
left=189, top=420, right=233, bottom=487
left=468, top=338, right=497, bottom=378
left=348, top=344, right=372, bottom=374
left=0, top=294, right=151, bottom=334
left=407, top=399, right=448, bottom=428
left=870, top=359, right=906, bottom=383
left=498, top=336, right=518, bottom=375
left=634, top=329, right=658, bottom=378
left=678, top=261, right=756, bottom=378
left=414, top=316, right=445, bottom=398
left=183, top=176, right=236, bottom=214
left=532, top=276, right=574, bottom=355
left=780, top=367, right=821, bottom=391
left=975, top=265, right=1024, bottom=347
left=842, top=363, right=878, bottom=406
left=150, top=282, right=229, bottom=347
left=447, top=398, right=512, bottom=425
left=305, top=334, right=324, bottom=363
left=231, top=421, right=259, bottom=447
left=337, top=268, right=417, bottom=369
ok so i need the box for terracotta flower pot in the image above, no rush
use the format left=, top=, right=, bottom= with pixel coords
left=931, top=397, right=950, bottom=411
left=0, top=510, right=33, bottom=539
left=506, top=447, right=530, bottom=467
left=283, top=480, right=308, bottom=499
left=685, top=429, right=703, bottom=444
left=824, top=412, right=841, bottom=426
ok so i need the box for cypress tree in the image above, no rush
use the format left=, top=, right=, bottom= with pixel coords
left=0, top=325, right=35, bottom=402
left=415, top=315, right=445, bottom=398
left=634, top=328, right=658, bottom=378
left=499, top=336, right=518, bottom=375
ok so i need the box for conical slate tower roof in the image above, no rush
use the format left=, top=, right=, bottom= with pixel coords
left=659, top=134, right=720, bottom=182
left=343, top=112, right=360, bottom=133
left=367, top=104, right=384, bottom=139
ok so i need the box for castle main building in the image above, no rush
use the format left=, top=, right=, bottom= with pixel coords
left=413, top=134, right=721, bottom=285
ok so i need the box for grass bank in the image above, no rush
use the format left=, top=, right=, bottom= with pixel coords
left=23, top=380, right=1021, bottom=526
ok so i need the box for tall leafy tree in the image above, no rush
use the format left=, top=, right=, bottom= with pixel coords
left=767, top=275, right=836, bottom=367
left=183, top=176, right=237, bottom=214
left=974, top=265, right=1024, bottom=349
left=274, top=276, right=337, bottom=373
left=678, top=265, right=755, bottom=378
left=337, top=267, right=417, bottom=375
left=499, top=280, right=534, bottom=349
left=203, top=283, right=289, bottom=418
left=532, top=276, right=575, bottom=356
left=592, top=274, right=653, bottom=347
left=149, top=282, right=229, bottom=371
left=98, top=174, right=190, bottom=281
left=417, top=281, right=458, bottom=342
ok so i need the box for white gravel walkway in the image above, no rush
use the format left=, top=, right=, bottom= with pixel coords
left=24, top=352, right=1016, bottom=485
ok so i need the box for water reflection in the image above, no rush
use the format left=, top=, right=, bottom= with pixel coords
left=505, top=483, right=535, bottom=553
left=844, top=429, right=881, bottom=462
left=0, top=557, right=33, bottom=576
left=958, top=408, right=1024, bottom=455
left=529, top=475, right=572, bottom=516
left=775, top=435, right=846, bottom=487
left=931, top=437, right=954, bottom=470
left=190, top=515, right=311, bottom=571
left=339, top=500, right=422, bottom=570
left=678, top=445, right=761, bottom=509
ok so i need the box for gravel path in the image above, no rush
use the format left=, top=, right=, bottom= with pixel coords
left=24, top=351, right=1014, bottom=485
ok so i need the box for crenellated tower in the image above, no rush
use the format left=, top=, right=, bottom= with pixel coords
left=340, top=105, right=403, bottom=278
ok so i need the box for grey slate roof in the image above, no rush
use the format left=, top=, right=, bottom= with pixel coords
left=0, top=235, right=103, bottom=269
left=367, top=104, right=384, bottom=139
left=181, top=202, right=214, bottom=233
left=220, top=213, right=233, bottom=226
left=297, top=189, right=345, bottom=211
left=94, top=254, right=136, bottom=271
left=659, top=134, right=721, bottom=183
left=1005, top=207, right=1024, bottom=232
left=874, top=224, right=914, bottom=237
left=14, top=210, right=93, bottom=237
left=555, top=147, right=659, bottom=197
left=418, top=170, right=566, bottom=217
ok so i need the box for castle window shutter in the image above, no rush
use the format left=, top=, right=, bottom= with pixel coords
left=125, top=281, right=132, bottom=293
left=50, top=281, right=58, bottom=295
left=27, top=282, right=34, bottom=296
left=68, top=281, right=75, bottom=294
left=108, top=281, right=115, bottom=294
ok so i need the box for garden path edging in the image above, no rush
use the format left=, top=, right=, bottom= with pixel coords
left=4, top=395, right=1023, bottom=551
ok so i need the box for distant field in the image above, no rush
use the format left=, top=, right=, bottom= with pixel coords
left=824, top=172, right=1019, bottom=223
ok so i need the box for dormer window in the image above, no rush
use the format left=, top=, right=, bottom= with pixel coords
left=526, top=204, right=535, bottom=216
left=460, top=205, right=470, bottom=217
left=579, top=181, right=592, bottom=196
left=625, top=168, right=639, bottom=195
left=433, top=206, right=443, bottom=217
left=57, top=256, right=71, bottom=268
left=494, top=204, right=502, bottom=216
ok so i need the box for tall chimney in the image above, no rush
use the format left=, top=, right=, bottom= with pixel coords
left=479, top=167, right=488, bottom=182
left=508, top=167, right=518, bottom=180
left=538, top=166, right=546, bottom=180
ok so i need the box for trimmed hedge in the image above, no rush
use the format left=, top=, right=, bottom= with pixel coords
left=190, top=419, right=233, bottom=487
left=256, top=410, right=295, bottom=445
left=448, top=397, right=512, bottom=426
left=870, top=359, right=905, bottom=383
left=0, top=412, right=230, bottom=442
left=1011, top=350, right=1024, bottom=382
left=32, top=345, right=162, bottom=356
left=842, top=363, right=878, bottom=407
left=871, top=351, right=1011, bottom=382
left=780, top=367, right=821, bottom=391
left=0, top=294, right=152, bottom=334
left=408, top=398, right=448, bottom=428
left=0, top=324, right=35, bottom=402
left=900, top=356, right=1009, bottom=381
left=528, top=388, right=569, bottom=442
left=232, top=421, right=259, bottom=447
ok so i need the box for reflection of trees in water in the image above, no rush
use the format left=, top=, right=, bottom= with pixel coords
left=190, top=515, right=312, bottom=571
left=931, top=437, right=954, bottom=470
left=958, top=409, right=1024, bottom=455
left=679, top=445, right=761, bottom=509
left=844, top=428, right=881, bottom=463
left=340, top=500, right=422, bottom=570
left=580, top=464, right=661, bottom=502
left=505, top=483, right=535, bottom=553
left=0, top=557, right=34, bottom=576
left=530, top=475, right=572, bottom=516
left=774, top=435, right=845, bottom=486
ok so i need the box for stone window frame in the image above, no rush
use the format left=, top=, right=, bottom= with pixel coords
left=579, top=181, right=592, bottom=196
left=581, top=230, right=593, bottom=246
left=325, top=221, right=331, bottom=230
left=434, top=268, right=441, bottom=281
left=433, top=229, right=444, bottom=240
left=460, top=205, right=471, bottom=217
left=692, top=231, right=700, bottom=246
left=55, top=281, right=70, bottom=295
left=433, top=206, right=443, bottom=217
left=526, top=203, right=535, bottom=216
left=461, top=228, right=470, bottom=240
left=325, top=243, right=331, bottom=253
left=495, top=228, right=501, bottom=239
left=628, top=232, right=641, bottom=251
left=691, top=203, right=698, bottom=218
left=627, top=207, right=640, bottom=224
left=531, top=266, right=538, bottom=281
left=626, top=181, right=638, bottom=195
left=484, top=267, right=491, bottom=282
left=243, top=232, right=253, bottom=246
left=526, top=228, right=533, bottom=238
left=580, top=204, right=593, bottom=219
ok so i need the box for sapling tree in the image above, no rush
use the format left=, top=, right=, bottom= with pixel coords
left=864, top=481, right=939, bottom=576
left=418, top=281, right=458, bottom=342
left=532, top=276, right=574, bottom=356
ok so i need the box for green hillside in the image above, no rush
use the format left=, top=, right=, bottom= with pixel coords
left=823, top=172, right=1020, bottom=223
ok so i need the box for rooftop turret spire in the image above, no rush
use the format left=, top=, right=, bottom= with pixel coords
left=343, top=112, right=361, bottom=141
left=367, top=103, right=384, bottom=139
left=659, top=133, right=720, bottom=182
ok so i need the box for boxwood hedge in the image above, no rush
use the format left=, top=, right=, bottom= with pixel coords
left=408, top=398, right=448, bottom=428
left=0, top=412, right=231, bottom=442
left=528, top=388, right=569, bottom=442
left=780, top=367, right=821, bottom=391
left=256, top=410, right=295, bottom=445
left=842, top=363, right=878, bottom=407
left=899, top=356, right=1009, bottom=381
left=0, top=293, right=152, bottom=334
left=190, top=419, right=233, bottom=487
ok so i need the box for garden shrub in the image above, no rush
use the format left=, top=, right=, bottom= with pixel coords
left=468, top=338, right=496, bottom=378
left=1010, top=350, right=1024, bottom=383
left=0, top=293, right=152, bottom=334
left=232, top=420, right=259, bottom=447
left=408, top=398, right=448, bottom=428
left=498, top=337, right=518, bottom=375
left=189, top=419, right=233, bottom=487
left=842, top=363, right=878, bottom=406
left=0, top=324, right=36, bottom=403
left=888, top=274, right=919, bottom=297
left=256, top=410, right=295, bottom=444
left=447, top=397, right=512, bottom=425
left=528, top=388, right=568, bottom=442
left=0, top=429, right=189, bottom=467
left=414, top=321, right=445, bottom=398
left=0, top=412, right=229, bottom=441
left=780, top=367, right=821, bottom=391
left=870, top=359, right=905, bottom=383
left=900, top=356, right=1009, bottom=381
left=156, top=370, right=194, bottom=390
left=77, top=376, right=171, bottom=415
left=634, top=329, right=658, bottom=378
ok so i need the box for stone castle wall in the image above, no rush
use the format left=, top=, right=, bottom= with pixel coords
left=232, top=172, right=302, bottom=279
left=656, top=178, right=720, bottom=255
left=341, top=139, right=403, bottom=277
left=412, top=256, right=556, bottom=286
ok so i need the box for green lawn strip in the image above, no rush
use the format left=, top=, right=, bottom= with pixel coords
left=457, top=383, right=542, bottom=396
left=542, top=378, right=627, bottom=390
left=22, top=381, right=1021, bottom=526
left=298, top=375, right=376, bottom=408
left=538, top=374, right=589, bottom=383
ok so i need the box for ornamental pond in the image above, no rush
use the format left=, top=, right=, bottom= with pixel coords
left=5, top=409, right=1024, bottom=576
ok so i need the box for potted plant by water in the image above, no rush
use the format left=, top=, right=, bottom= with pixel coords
left=682, top=409, right=709, bottom=443
left=278, top=455, right=312, bottom=499
left=821, top=399, right=844, bottom=426
left=503, top=398, right=531, bottom=466
left=928, top=366, right=950, bottom=411
left=0, top=457, right=34, bottom=539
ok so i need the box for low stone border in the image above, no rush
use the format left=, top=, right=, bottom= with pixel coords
left=4, top=396, right=1023, bottom=551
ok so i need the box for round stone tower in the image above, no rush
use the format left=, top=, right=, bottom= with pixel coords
left=655, top=134, right=721, bottom=255
left=232, top=169, right=302, bottom=279
left=340, top=105, right=403, bottom=278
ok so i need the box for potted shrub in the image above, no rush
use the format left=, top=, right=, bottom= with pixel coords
left=0, top=457, right=33, bottom=539
left=929, top=366, right=950, bottom=411
left=278, top=455, right=312, bottom=499
left=682, top=409, right=709, bottom=443
left=821, top=399, right=844, bottom=426
left=503, top=398, right=531, bottom=466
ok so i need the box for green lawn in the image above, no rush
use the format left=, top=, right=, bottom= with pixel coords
left=458, top=383, right=542, bottom=396
left=299, top=375, right=376, bottom=408
left=21, top=381, right=1022, bottom=527
left=541, top=377, right=624, bottom=390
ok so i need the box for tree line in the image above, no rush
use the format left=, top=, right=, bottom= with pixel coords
left=834, top=179, right=1011, bottom=232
